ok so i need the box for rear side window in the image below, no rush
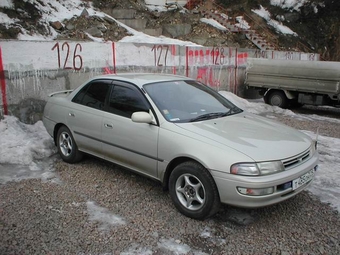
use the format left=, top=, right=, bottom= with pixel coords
left=72, top=80, right=111, bottom=110
left=107, top=85, right=149, bottom=118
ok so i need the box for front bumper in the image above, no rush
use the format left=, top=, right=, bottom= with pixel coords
left=212, top=151, right=319, bottom=208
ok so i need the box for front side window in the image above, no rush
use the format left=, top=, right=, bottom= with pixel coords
left=72, top=80, right=110, bottom=110
left=107, top=85, right=149, bottom=118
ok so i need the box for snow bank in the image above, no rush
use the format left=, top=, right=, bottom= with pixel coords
left=252, top=5, right=297, bottom=35
left=0, top=116, right=56, bottom=166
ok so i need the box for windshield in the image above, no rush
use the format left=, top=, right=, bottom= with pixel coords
left=143, top=80, right=242, bottom=123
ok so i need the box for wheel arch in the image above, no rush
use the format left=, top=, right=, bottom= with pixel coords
left=53, top=123, right=67, bottom=145
left=264, top=89, right=290, bottom=108
left=264, top=89, right=295, bottom=100
left=162, top=156, right=209, bottom=191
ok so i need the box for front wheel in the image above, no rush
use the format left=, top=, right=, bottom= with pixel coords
left=56, top=126, right=83, bottom=163
left=169, top=161, right=220, bottom=220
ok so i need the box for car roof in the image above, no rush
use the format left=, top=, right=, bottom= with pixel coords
left=90, top=73, right=193, bottom=88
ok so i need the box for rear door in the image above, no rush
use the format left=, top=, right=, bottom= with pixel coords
left=101, top=81, right=159, bottom=178
left=67, top=79, right=111, bottom=157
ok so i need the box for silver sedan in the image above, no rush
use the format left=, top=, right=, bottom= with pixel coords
left=43, top=73, right=319, bottom=220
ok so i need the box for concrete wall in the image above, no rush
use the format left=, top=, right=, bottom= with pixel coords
left=145, top=0, right=188, bottom=6
left=0, top=40, right=319, bottom=123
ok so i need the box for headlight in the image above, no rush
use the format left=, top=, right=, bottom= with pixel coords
left=231, top=161, right=284, bottom=176
left=231, top=163, right=259, bottom=176
left=257, top=161, right=284, bottom=175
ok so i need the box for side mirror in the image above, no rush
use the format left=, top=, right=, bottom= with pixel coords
left=131, top=111, right=153, bottom=124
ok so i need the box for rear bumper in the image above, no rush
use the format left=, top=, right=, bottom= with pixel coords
left=212, top=151, right=319, bottom=208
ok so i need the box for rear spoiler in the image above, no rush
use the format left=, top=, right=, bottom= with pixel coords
left=48, top=90, right=73, bottom=97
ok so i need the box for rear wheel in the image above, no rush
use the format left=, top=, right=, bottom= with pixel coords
left=56, top=126, right=83, bottom=163
left=265, top=91, right=288, bottom=108
left=169, top=161, right=220, bottom=220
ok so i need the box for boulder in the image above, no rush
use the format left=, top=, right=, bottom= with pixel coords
left=50, top=21, right=63, bottom=30
left=85, top=27, right=103, bottom=37
left=162, top=24, right=192, bottom=38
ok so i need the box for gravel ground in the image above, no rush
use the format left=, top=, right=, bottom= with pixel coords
left=270, top=107, right=340, bottom=139
left=1, top=108, right=340, bottom=254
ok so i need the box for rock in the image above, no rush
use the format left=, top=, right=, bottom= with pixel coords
left=8, top=98, right=46, bottom=124
left=66, top=24, right=75, bottom=30
left=97, top=24, right=107, bottom=33
left=85, top=27, right=103, bottom=37
left=50, top=21, right=63, bottom=30
left=117, top=19, right=147, bottom=30
left=103, top=16, right=115, bottom=24
left=283, top=12, right=300, bottom=23
left=152, top=11, right=161, bottom=18
left=80, top=8, right=89, bottom=17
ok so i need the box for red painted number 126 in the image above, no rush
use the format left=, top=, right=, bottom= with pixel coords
left=51, top=42, right=83, bottom=71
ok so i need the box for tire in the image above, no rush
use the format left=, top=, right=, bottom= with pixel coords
left=169, top=161, right=220, bottom=220
left=266, top=91, right=288, bottom=108
left=56, top=126, right=83, bottom=163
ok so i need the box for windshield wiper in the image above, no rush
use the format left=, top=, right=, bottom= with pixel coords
left=189, top=107, right=242, bottom=122
left=189, top=112, right=228, bottom=122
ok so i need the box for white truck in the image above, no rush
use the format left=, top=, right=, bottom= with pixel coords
left=245, top=58, right=340, bottom=108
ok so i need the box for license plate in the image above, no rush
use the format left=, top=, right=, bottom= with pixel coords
left=292, top=169, right=314, bottom=190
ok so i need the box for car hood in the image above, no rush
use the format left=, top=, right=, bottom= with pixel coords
left=176, top=112, right=312, bottom=162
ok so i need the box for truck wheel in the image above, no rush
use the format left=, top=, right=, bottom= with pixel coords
left=266, top=91, right=288, bottom=108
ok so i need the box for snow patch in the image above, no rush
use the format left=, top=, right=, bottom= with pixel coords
left=235, top=16, right=250, bottom=30
left=121, top=243, right=153, bottom=255
left=85, top=32, right=105, bottom=43
left=270, top=0, right=309, bottom=11
left=200, top=227, right=212, bottom=238
left=200, top=18, right=227, bottom=31
left=252, top=5, right=297, bottom=35
left=157, top=238, right=191, bottom=254
left=86, top=201, right=126, bottom=231
left=0, top=12, right=17, bottom=24
left=0, top=116, right=55, bottom=165
left=219, top=91, right=296, bottom=116
left=0, top=0, right=13, bottom=9
left=303, top=131, right=340, bottom=212
left=0, top=116, right=58, bottom=184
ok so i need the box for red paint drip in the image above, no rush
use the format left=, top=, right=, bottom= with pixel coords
left=171, top=45, right=176, bottom=75
left=103, top=66, right=112, bottom=74
left=112, top=42, right=116, bottom=74
left=0, top=47, right=8, bottom=115
left=185, top=47, right=189, bottom=77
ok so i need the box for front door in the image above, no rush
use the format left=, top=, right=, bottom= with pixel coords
left=101, top=82, right=159, bottom=179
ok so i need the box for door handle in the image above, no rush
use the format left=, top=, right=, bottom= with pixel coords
left=69, top=113, right=75, bottom=117
left=104, top=123, right=113, bottom=129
